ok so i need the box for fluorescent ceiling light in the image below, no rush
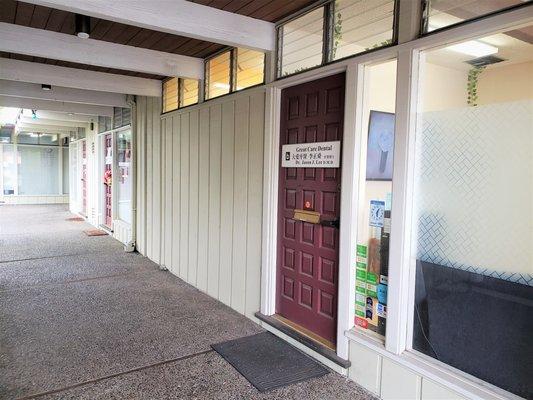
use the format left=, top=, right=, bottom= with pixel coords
left=447, top=40, right=498, bottom=58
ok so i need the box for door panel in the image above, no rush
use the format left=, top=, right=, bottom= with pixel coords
left=104, top=134, right=113, bottom=228
left=276, top=73, right=345, bottom=344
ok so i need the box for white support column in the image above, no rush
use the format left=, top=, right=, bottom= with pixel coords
left=336, top=63, right=364, bottom=359
left=13, top=142, right=18, bottom=196
left=260, top=86, right=281, bottom=316
left=385, top=47, right=420, bottom=355
left=58, top=138, right=63, bottom=196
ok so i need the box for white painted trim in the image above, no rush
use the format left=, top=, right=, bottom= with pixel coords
left=23, top=0, right=276, bottom=52
left=346, top=330, right=524, bottom=400
left=0, top=58, right=162, bottom=97
left=336, top=63, right=362, bottom=360
left=0, top=22, right=203, bottom=79
left=260, top=86, right=281, bottom=316
left=0, top=95, right=113, bottom=117
left=0, top=80, right=128, bottom=108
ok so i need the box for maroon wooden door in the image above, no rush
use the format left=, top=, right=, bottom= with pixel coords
left=81, top=140, right=87, bottom=216
left=104, top=134, right=113, bottom=228
left=276, top=73, right=345, bottom=345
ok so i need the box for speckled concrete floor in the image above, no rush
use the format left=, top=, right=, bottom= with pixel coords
left=0, top=204, right=375, bottom=400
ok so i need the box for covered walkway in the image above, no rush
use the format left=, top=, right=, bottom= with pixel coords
left=0, top=204, right=371, bottom=399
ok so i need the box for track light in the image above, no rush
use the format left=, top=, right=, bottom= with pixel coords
left=41, top=84, right=52, bottom=91
left=75, top=14, right=90, bottom=39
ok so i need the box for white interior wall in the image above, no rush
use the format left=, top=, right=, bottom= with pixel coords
left=478, top=60, right=533, bottom=105
left=136, top=89, right=265, bottom=318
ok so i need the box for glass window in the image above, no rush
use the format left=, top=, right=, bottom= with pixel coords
left=17, top=133, right=59, bottom=145
left=0, top=125, right=14, bottom=144
left=412, top=25, right=533, bottom=398
left=2, top=144, right=16, bottom=195
left=39, top=133, right=58, bottom=146
left=17, top=146, right=59, bottom=195
left=355, top=59, right=397, bottom=338
left=62, top=147, right=69, bottom=195
left=116, top=129, right=132, bottom=224
left=236, top=48, right=265, bottom=90
left=98, top=116, right=112, bottom=133
left=332, top=0, right=395, bottom=61
left=163, top=77, right=179, bottom=113
left=423, top=0, right=531, bottom=33
left=206, top=50, right=231, bottom=99
left=17, top=132, right=39, bottom=145
left=181, top=78, right=199, bottom=107
left=113, top=107, right=131, bottom=129
left=279, top=7, right=324, bottom=77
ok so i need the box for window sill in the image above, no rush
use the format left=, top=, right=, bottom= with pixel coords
left=344, top=329, right=523, bottom=400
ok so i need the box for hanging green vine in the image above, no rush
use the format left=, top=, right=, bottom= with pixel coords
left=331, top=2, right=343, bottom=60
left=467, top=66, right=485, bottom=106
left=364, top=39, right=393, bottom=52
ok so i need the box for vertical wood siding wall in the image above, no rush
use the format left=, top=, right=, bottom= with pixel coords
left=136, top=89, right=265, bottom=318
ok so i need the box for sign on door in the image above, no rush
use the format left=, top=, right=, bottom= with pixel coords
left=281, top=140, right=341, bottom=168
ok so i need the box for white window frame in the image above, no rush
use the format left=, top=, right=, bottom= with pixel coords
left=260, top=3, right=533, bottom=398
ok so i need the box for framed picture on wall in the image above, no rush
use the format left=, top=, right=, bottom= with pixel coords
left=366, top=110, right=395, bottom=181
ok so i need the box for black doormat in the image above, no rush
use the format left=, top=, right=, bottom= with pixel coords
left=211, top=332, right=329, bottom=392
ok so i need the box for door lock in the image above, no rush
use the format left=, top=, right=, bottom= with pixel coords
left=319, top=218, right=340, bottom=229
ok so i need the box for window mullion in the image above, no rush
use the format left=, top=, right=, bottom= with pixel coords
left=397, top=0, right=424, bottom=44
left=322, top=1, right=334, bottom=64
left=385, top=47, right=419, bottom=355
left=230, top=48, right=237, bottom=92
left=178, top=78, right=183, bottom=108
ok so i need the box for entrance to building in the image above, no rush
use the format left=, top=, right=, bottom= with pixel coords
left=103, top=133, right=113, bottom=228
left=81, top=140, right=87, bottom=217
left=276, top=73, right=345, bottom=346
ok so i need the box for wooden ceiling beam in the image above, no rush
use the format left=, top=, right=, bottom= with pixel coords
left=0, top=80, right=129, bottom=108
left=0, top=95, right=113, bottom=116
left=20, top=0, right=276, bottom=51
left=0, top=58, right=162, bottom=97
left=0, top=22, right=204, bottom=79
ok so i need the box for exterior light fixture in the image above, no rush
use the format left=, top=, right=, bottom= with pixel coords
left=31, top=110, right=37, bottom=120
left=41, top=84, right=52, bottom=91
left=75, top=14, right=91, bottom=39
